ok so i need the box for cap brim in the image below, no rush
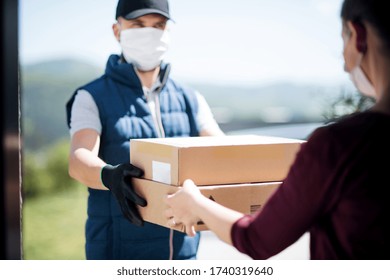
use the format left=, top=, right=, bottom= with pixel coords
left=123, top=8, right=171, bottom=20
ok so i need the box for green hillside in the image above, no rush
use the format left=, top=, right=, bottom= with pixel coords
left=21, top=59, right=103, bottom=152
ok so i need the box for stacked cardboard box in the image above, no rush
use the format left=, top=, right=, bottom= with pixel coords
left=130, top=135, right=305, bottom=232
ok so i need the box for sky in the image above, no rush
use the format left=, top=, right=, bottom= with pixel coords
left=19, top=0, right=349, bottom=87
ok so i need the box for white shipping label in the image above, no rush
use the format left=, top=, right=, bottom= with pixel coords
left=152, top=161, right=171, bottom=185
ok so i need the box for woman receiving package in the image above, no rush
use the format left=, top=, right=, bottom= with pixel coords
left=165, top=0, right=390, bottom=260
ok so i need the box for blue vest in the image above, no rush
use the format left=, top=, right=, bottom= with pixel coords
left=66, top=55, right=201, bottom=260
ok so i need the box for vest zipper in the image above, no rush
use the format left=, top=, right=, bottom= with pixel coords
left=154, top=92, right=165, bottom=138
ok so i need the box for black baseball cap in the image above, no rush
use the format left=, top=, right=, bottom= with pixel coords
left=116, top=0, right=171, bottom=20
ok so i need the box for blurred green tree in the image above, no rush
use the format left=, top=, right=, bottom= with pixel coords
left=22, top=139, right=79, bottom=198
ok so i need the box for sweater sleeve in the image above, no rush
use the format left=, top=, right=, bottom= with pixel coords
left=231, top=126, right=336, bottom=259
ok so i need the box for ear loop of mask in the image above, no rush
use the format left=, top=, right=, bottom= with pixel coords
left=348, top=21, right=376, bottom=98
left=352, top=21, right=367, bottom=53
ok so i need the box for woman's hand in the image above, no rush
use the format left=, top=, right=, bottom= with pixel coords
left=164, top=179, right=204, bottom=236
left=165, top=179, right=244, bottom=243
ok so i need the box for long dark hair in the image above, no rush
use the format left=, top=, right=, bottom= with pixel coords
left=341, top=0, right=390, bottom=51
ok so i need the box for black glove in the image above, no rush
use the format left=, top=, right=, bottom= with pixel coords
left=101, top=163, right=147, bottom=226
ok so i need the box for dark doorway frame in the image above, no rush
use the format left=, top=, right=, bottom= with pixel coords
left=1, top=0, right=22, bottom=260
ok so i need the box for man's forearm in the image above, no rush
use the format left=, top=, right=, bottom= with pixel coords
left=69, top=148, right=107, bottom=190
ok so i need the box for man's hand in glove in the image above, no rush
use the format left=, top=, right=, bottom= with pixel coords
left=101, top=163, right=147, bottom=226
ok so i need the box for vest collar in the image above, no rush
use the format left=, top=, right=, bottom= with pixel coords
left=105, top=54, right=171, bottom=91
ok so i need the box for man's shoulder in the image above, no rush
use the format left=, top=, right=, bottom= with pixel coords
left=80, top=75, right=107, bottom=88
left=77, top=73, right=116, bottom=97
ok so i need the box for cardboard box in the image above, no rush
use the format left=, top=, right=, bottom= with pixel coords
left=130, top=135, right=304, bottom=186
left=133, top=178, right=281, bottom=232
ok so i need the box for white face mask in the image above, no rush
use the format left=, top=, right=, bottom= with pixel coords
left=120, top=27, right=170, bottom=71
left=347, top=51, right=376, bottom=98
